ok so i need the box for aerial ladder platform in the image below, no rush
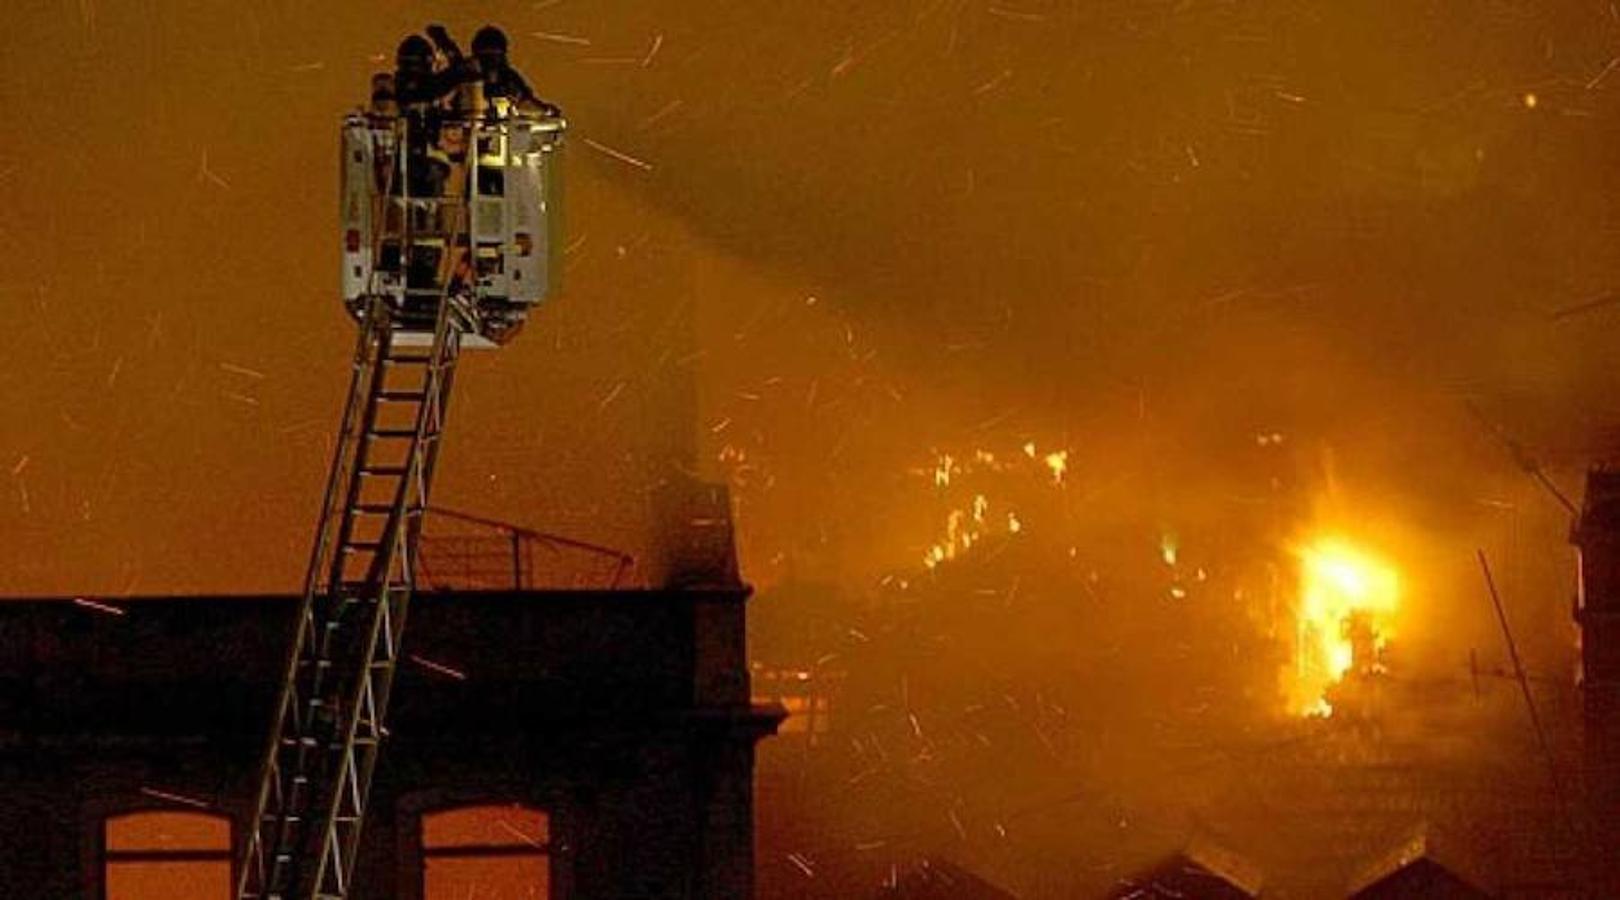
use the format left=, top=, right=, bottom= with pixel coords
left=236, top=105, right=565, bottom=900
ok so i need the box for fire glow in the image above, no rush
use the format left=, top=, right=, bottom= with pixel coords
left=919, top=444, right=1063, bottom=570
left=1288, top=537, right=1399, bottom=718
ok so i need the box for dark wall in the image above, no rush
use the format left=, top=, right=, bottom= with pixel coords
left=1575, top=473, right=1620, bottom=896
left=0, top=590, right=780, bottom=899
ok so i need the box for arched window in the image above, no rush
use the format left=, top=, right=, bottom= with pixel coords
left=103, top=811, right=232, bottom=900
left=421, top=803, right=550, bottom=900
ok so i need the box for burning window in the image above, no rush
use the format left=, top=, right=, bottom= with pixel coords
left=104, top=811, right=232, bottom=900
left=1287, top=537, right=1400, bottom=717
left=422, top=804, right=551, bottom=900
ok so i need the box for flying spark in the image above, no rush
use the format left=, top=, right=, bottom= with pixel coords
left=530, top=31, right=592, bottom=46
left=596, top=381, right=627, bottom=412
left=73, top=597, right=126, bottom=616
left=197, top=149, right=231, bottom=189
left=642, top=33, right=664, bottom=67
left=987, top=6, right=1046, bottom=21
left=139, top=786, right=210, bottom=808
left=582, top=138, right=654, bottom=171
left=639, top=99, right=684, bottom=130
left=408, top=654, right=468, bottom=681
left=972, top=69, right=1014, bottom=96
left=220, top=362, right=267, bottom=379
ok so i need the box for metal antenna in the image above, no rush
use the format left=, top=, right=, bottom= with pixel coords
left=1463, top=399, right=1577, bottom=517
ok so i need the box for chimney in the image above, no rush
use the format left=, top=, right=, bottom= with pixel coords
left=662, top=478, right=742, bottom=590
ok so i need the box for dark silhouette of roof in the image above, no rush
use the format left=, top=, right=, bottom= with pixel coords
left=1348, top=830, right=1495, bottom=900
left=1109, top=840, right=1263, bottom=899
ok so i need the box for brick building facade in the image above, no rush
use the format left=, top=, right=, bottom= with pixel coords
left=0, top=587, right=781, bottom=898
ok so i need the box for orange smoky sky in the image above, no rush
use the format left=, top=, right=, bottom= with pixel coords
left=0, top=0, right=1615, bottom=634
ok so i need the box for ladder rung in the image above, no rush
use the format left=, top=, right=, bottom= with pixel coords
left=358, top=466, right=408, bottom=476
left=245, top=279, right=456, bottom=891
left=337, top=580, right=400, bottom=592
left=351, top=503, right=423, bottom=515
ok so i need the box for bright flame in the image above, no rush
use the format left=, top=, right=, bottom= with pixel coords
left=1288, top=537, right=1399, bottom=717
left=1159, top=532, right=1178, bottom=567
left=1043, top=450, right=1067, bottom=485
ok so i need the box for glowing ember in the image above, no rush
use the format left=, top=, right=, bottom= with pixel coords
left=1043, top=450, right=1068, bottom=485
left=918, top=447, right=1045, bottom=570
left=1287, top=537, right=1399, bottom=717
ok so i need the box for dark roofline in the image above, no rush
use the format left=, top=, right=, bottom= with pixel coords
left=0, top=585, right=756, bottom=608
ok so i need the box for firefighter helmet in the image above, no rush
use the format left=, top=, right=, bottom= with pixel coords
left=472, top=26, right=509, bottom=57
left=396, top=34, right=433, bottom=69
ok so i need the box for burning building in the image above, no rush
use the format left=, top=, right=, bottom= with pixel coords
left=8, top=3, right=1620, bottom=899
left=747, top=436, right=1588, bottom=898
